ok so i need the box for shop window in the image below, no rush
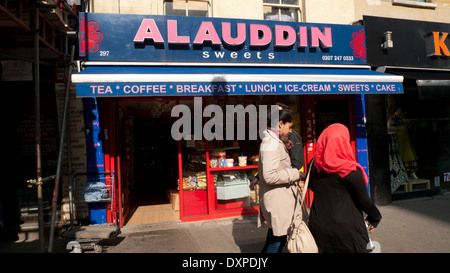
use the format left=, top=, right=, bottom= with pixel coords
left=386, top=90, right=450, bottom=193
left=180, top=138, right=209, bottom=217
left=263, top=0, right=301, bottom=22
left=177, top=98, right=209, bottom=217
left=174, top=95, right=307, bottom=220
left=177, top=96, right=286, bottom=219
left=164, top=0, right=210, bottom=17
left=207, top=96, right=262, bottom=212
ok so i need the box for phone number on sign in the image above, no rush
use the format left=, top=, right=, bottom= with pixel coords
left=322, top=55, right=354, bottom=61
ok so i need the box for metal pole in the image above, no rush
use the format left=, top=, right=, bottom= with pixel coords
left=69, top=175, right=75, bottom=229
left=48, top=45, right=75, bottom=253
left=64, top=30, right=74, bottom=233
left=33, top=4, right=45, bottom=253
left=67, top=92, right=73, bottom=229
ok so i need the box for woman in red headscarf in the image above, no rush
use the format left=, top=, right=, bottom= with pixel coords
left=307, top=123, right=381, bottom=253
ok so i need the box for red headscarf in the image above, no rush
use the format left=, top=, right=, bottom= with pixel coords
left=313, top=123, right=369, bottom=186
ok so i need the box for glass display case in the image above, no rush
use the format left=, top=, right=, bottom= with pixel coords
left=212, top=168, right=259, bottom=211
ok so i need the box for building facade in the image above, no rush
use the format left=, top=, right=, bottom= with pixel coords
left=88, top=0, right=450, bottom=24
left=1, top=0, right=449, bottom=244
left=0, top=0, right=77, bottom=246
left=66, top=0, right=408, bottom=228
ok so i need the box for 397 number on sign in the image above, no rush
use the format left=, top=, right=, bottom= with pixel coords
left=444, top=173, right=450, bottom=182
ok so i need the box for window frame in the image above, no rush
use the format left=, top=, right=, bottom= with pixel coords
left=392, top=0, right=437, bottom=9
left=263, top=0, right=302, bottom=22
left=164, top=0, right=211, bottom=17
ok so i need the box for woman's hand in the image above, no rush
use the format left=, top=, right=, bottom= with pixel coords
left=366, top=221, right=376, bottom=232
left=299, top=171, right=306, bottom=181
left=250, top=178, right=259, bottom=190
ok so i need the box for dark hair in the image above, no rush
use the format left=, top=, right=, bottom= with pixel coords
left=279, top=109, right=293, bottom=123
left=276, top=102, right=290, bottom=111
left=268, top=107, right=293, bottom=127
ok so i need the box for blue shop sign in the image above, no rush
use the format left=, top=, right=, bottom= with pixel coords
left=73, top=66, right=404, bottom=97
left=79, top=12, right=367, bottom=65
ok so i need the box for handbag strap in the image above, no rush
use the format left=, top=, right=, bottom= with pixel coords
left=299, top=158, right=314, bottom=207
left=290, top=158, right=314, bottom=223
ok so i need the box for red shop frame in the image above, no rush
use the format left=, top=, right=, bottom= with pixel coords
left=102, top=95, right=357, bottom=226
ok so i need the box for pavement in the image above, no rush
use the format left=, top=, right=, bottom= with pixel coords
left=1, top=192, right=450, bottom=254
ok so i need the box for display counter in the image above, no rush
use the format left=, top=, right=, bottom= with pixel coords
left=179, top=140, right=259, bottom=220
left=211, top=166, right=258, bottom=210
left=177, top=109, right=261, bottom=220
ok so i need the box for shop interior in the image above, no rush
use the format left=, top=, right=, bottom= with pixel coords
left=178, top=96, right=272, bottom=219
left=315, top=97, right=351, bottom=136
left=117, top=99, right=179, bottom=225
left=132, top=116, right=178, bottom=204
left=386, top=81, right=450, bottom=195
left=114, top=95, right=357, bottom=225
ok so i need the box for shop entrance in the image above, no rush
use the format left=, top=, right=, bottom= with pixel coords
left=108, top=95, right=360, bottom=225
left=301, top=95, right=357, bottom=205
left=117, top=99, right=180, bottom=226
left=132, top=117, right=177, bottom=204
left=303, top=95, right=355, bottom=162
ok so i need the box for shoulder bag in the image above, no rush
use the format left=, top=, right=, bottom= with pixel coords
left=287, top=159, right=318, bottom=253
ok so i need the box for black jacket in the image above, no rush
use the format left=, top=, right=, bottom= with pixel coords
left=288, top=130, right=304, bottom=169
left=308, top=163, right=382, bottom=253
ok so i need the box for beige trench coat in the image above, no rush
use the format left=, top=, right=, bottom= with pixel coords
left=257, top=129, right=300, bottom=236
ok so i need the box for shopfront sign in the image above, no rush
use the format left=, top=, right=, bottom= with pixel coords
left=79, top=12, right=367, bottom=65
left=364, top=16, right=450, bottom=69
left=78, top=81, right=401, bottom=97
left=428, top=32, right=450, bottom=57
left=73, top=66, right=404, bottom=97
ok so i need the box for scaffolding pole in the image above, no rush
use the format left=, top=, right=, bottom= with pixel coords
left=48, top=45, right=75, bottom=253
left=32, top=4, right=45, bottom=253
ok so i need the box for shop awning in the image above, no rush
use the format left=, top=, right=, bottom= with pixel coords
left=377, top=66, right=449, bottom=99
left=72, top=66, right=404, bottom=97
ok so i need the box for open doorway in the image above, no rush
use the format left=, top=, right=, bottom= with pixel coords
left=118, top=99, right=179, bottom=225
left=315, top=96, right=351, bottom=136
left=132, top=117, right=178, bottom=205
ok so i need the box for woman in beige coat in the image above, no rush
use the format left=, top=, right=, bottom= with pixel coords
left=258, top=109, right=302, bottom=253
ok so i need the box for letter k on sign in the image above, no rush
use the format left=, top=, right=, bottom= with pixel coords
left=432, top=32, right=450, bottom=56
